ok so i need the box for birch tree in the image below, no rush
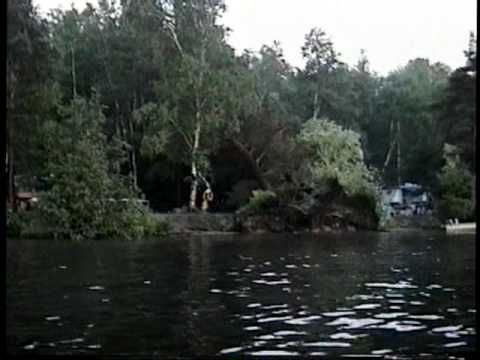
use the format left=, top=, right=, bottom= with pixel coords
left=133, top=0, right=233, bottom=210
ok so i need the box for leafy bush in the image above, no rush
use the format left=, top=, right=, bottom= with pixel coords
left=297, top=118, right=381, bottom=213
left=139, top=211, right=170, bottom=236
left=437, top=144, right=473, bottom=220
left=39, top=96, right=164, bottom=240
left=238, top=190, right=279, bottom=214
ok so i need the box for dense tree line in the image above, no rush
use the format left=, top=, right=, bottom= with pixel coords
left=6, top=0, right=476, bottom=236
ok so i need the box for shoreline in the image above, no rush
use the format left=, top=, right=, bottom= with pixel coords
left=8, top=211, right=446, bottom=240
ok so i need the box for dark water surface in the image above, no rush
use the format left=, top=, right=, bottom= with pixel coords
left=7, top=231, right=476, bottom=357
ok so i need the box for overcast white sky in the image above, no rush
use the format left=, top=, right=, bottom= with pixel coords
left=35, top=0, right=476, bottom=75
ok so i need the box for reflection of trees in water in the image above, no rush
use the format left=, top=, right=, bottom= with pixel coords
left=188, top=237, right=211, bottom=296
left=8, top=234, right=475, bottom=355
left=183, top=237, right=212, bottom=354
left=6, top=240, right=27, bottom=288
left=182, top=237, right=237, bottom=355
left=7, top=240, right=33, bottom=338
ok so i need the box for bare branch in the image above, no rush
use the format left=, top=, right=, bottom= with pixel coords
left=197, top=172, right=211, bottom=190
left=165, top=20, right=184, bottom=57
left=256, top=126, right=287, bottom=164
left=168, top=117, right=193, bottom=149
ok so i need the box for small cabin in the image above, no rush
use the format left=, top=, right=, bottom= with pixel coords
left=15, top=192, right=38, bottom=210
left=382, top=183, right=431, bottom=218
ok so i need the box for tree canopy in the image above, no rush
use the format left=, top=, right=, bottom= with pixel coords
left=6, top=0, right=476, bottom=232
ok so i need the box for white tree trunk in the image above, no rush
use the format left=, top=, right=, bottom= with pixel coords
left=199, top=173, right=213, bottom=211
left=189, top=118, right=201, bottom=210
left=7, top=67, right=16, bottom=209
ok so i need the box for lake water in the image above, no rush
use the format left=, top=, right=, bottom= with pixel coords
left=6, top=231, right=476, bottom=357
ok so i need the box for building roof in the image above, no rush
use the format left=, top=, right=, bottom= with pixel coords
left=16, top=192, right=34, bottom=199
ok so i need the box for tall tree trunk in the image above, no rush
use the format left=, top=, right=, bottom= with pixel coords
left=71, top=43, right=77, bottom=99
left=472, top=174, right=476, bottom=215
left=7, top=136, right=16, bottom=210
left=176, top=177, right=183, bottom=208
left=7, top=66, right=16, bottom=210
left=396, top=119, right=401, bottom=186
left=313, top=91, right=319, bottom=120
left=123, top=115, right=138, bottom=193
left=118, top=114, right=127, bottom=166
left=189, top=118, right=201, bottom=210
left=189, top=32, right=207, bottom=211
left=95, top=26, right=129, bottom=181
left=128, top=93, right=139, bottom=193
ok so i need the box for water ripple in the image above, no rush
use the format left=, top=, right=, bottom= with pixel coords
left=323, top=311, right=357, bottom=317
left=373, top=321, right=427, bottom=332
left=443, top=342, right=467, bottom=348
left=374, top=312, right=408, bottom=319
left=371, top=349, right=392, bottom=355
left=326, top=317, right=384, bottom=329
left=365, top=282, right=417, bottom=289
left=249, top=350, right=299, bottom=356
left=244, top=326, right=261, bottom=331
left=260, top=272, right=278, bottom=277
left=257, top=316, right=293, bottom=323
left=253, top=279, right=290, bottom=286
left=354, top=304, right=382, bottom=310
left=285, top=315, right=322, bottom=325
left=262, top=304, right=289, bottom=310
left=304, top=341, right=351, bottom=347
left=407, top=315, right=444, bottom=320
left=330, top=332, right=367, bottom=340
left=273, top=330, right=307, bottom=336
left=432, top=325, right=463, bottom=333
left=219, top=347, right=243, bottom=354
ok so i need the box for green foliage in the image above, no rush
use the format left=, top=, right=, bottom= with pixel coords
left=368, top=58, right=450, bottom=187
left=39, top=96, right=160, bottom=240
left=437, top=144, right=473, bottom=220
left=7, top=0, right=55, bottom=199
left=132, top=102, right=170, bottom=158
left=6, top=0, right=476, bottom=226
left=298, top=118, right=379, bottom=197
left=238, top=190, right=279, bottom=215
left=141, top=213, right=170, bottom=236
left=302, top=27, right=342, bottom=74
left=434, top=38, right=476, bottom=174
left=296, top=118, right=382, bottom=221
left=7, top=210, right=23, bottom=237
left=6, top=208, right=51, bottom=238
